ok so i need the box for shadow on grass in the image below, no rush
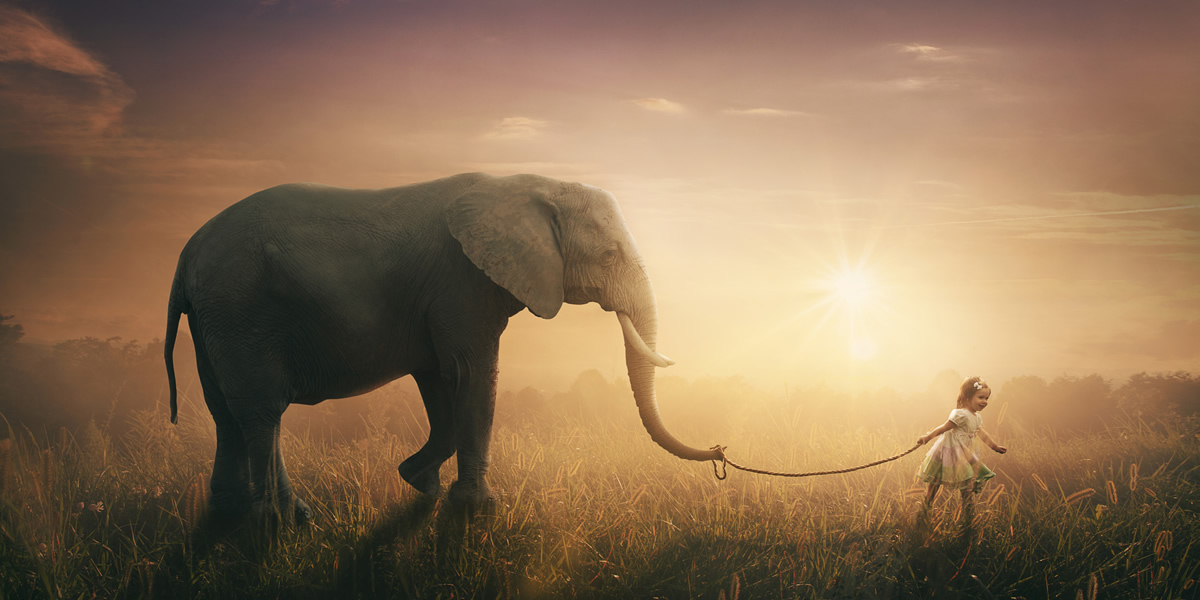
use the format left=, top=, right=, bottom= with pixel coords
left=334, top=493, right=442, bottom=597
left=134, top=494, right=491, bottom=599
left=335, top=497, right=538, bottom=599
left=604, top=513, right=992, bottom=600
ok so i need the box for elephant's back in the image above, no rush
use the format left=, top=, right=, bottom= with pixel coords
left=180, top=173, right=491, bottom=276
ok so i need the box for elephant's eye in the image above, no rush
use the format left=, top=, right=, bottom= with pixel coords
left=601, top=248, right=619, bottom=267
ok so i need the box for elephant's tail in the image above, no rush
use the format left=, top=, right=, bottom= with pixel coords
left=165, top=269, right=189, bottom=425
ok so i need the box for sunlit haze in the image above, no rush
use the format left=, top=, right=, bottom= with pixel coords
left=1, top=0, right=1197, bottom=396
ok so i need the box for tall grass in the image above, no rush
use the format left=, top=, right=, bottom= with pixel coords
left=0, top=407, right=1196, bottom=599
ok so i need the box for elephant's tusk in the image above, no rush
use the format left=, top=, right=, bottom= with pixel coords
left=617, top=312, right=675, bottom=368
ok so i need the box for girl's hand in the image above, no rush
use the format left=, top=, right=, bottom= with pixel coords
left=993, top=444, right=1008, bottom=454
left=917, top=434, right=929, bottom=445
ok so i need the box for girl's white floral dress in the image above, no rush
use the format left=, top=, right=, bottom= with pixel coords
left=917, top=408, right=995, bottom=491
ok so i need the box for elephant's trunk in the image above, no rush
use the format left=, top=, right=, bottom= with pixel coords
left=619, top=283, right=722, bottom=463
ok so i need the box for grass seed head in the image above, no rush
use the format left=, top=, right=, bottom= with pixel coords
left=1032, top=473, right=1048, bottom=492
left=1065, top=488, right=1096, bottom=504
left=1155, top=531, right=1173, bottom=560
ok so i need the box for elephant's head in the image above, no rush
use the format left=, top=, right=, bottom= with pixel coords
left=446, top=174, right=721, bottom=462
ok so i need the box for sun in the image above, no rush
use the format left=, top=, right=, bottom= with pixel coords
left=813, top=265, right=884, bottom=361
left=832, top=271, right=872, bottom=307
left=766, top=253, right=889, bottom=365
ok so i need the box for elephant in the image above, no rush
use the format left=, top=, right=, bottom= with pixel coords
left=163, top=172, right=721, bottom=520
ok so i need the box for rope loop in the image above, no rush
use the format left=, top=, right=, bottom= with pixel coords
left=711, top=442, right=923, bottom=479
left=709, top=445, right=728, bottom=480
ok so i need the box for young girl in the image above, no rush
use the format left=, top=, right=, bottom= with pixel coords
left=916, top=376, right=1008, bottom=514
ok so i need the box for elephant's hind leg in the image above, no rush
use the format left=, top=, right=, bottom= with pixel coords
left=196, top=346, right=251, bottom=518
left=398, top=370, right=456, bottom=496
left=232, top=402, right=311, bottom=524
left=210, top=421, right=251, bottom=518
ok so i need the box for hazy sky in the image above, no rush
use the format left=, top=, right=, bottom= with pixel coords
left=1, top=0, right=1197, bottom=394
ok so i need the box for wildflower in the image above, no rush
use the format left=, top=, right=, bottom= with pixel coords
left=74, top=502, right=84, bottom=512
left=1094, top=505, right=1107, bottom=518
left=1106, top=480, right=1118, bottom=504
left=133, top=485, right=147, bottom=496
left=87, top=501, right=105, bottom=513
left=35, top=543, right=47, bottom=558
left=152, top=485, right=164, bottom=498
left=1129, top=464, right=1139, bottom=491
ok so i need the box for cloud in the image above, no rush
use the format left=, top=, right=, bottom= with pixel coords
left=832, top=76, right=959, bottom=94
left=466, top=161, right=594, bottom=177
left=868, top=201, right=1199, bottom=239
left=482, top=116, right=548, bottom=140
left=895, top=43, right=962, bottom=62
left=632, top=97, right=686, bottom=114
left=1080, top=320, right=1200, bottom=361
left=723, top=107, right=810, bottom=117
left=910, top=179, right=965, bottom=190
left=0, top=6, right=135, bottom=153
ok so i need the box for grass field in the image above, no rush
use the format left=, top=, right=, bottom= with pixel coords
left=0, top=403, right=1197, bottom=599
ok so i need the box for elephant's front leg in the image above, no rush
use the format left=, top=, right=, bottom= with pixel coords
left=398, top=370, right=457, bottom=496
left=446, top=353, right=501, bottom=509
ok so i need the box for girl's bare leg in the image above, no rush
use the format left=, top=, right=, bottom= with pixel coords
left=960, top=484, right=976, bottom=534
left=918, top=483, right=939, bottom=527
left=924, top=483, right=940, bottom=507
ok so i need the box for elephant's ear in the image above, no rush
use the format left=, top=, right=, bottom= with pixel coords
left=446, top=177, right=565, bottom=319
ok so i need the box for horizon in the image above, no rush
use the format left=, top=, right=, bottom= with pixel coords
left=3, top=324, right=1175, bottom=400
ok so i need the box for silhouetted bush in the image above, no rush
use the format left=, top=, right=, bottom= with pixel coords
left=1115, top=371, right=1200, bottom=417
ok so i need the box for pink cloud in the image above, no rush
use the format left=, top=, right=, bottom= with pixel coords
left=0, top=5, right=134, bottom=153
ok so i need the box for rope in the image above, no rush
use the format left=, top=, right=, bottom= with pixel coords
left=710, top=442, right=923, bottom=480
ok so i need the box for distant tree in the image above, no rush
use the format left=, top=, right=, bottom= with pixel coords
left=1115, top=372, right=1200, bottom=417
left=0, top=314, right=30, bottom=431
left=0, top=313, right=22, bottom=350
left=1000, top=374, right=1116, bottom=434
left=510, top=386, right=548, bottom=418
left=556, top=369, right=626, bottom=423
left=1048, top=374, right=1115, bottom=430
left=998, top=375, right=1049, bottom=434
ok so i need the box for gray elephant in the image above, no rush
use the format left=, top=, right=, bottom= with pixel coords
left=164, top=172, right=720, bottom=520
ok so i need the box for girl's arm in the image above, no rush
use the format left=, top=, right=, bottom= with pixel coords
left=978, top=428, right=1008, bottom=454
left=918, top=420, right=956, bottom=445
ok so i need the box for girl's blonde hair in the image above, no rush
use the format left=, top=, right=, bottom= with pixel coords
left=957, top=375, right=989, bottom=408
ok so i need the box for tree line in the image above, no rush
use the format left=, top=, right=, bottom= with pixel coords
left=1, top=314, right=1196, bottom=443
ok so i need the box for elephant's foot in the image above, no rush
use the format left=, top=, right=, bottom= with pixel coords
left=248, top=495, right=312, bottom=527
left=398, top=456, right=442, bottom=497
left=448, top=478, right=494, bottom=510
left=292, top=497, right=313, bottom=525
